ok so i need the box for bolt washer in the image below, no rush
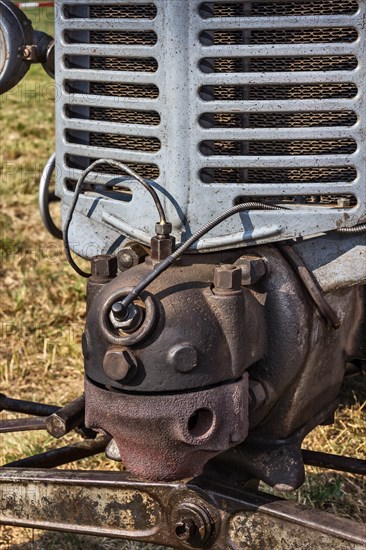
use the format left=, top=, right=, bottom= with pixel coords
left=171, top=501, right=216, bottom=548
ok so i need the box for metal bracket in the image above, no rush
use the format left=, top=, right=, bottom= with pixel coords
left=0, top=469, right=365, bottom=549
left=21, top=44, right=37, bottom=61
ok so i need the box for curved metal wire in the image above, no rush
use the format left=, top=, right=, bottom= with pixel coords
left=63, top=159, right=168, bottom=278
left=120, top=202, right=287, bottom=311
left=38, top=153, right=63, bottom=240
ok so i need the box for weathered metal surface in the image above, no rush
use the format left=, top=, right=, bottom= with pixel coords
left=0, top=417, right=46, bottom=433
left=294, top=233, right=366, bottom=292
left=204, top=403, right=337, bottom=492
left=45, top=394, right=85, bottom=438
left=302, top=450, right=366, bottom=475
left=277, top=243, right=340, bottom=328
left=244, top=248, right=365, bottom=441
left=55, top=1, right=366, bottom=258
left=84, top=244, right=365, bottom=483
left=0, top=393, right=59, bottom=416
left=197, top=477, right=366, bottom=549
left=0, top=469, right=365, bottom=549
left=85, top=375, right=249, bottom=481
left=1, top=3, right=365, bottom=548
left=228, top=509, right=361, bottom=550
left=84, top=253, right=264, bottom=393
left=0, top=470, right=162, bottom=541
left=4, top=437, right=109, bottom=469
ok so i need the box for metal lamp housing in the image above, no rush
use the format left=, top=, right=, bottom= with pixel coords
left=0, top=0, right=33, bottom=94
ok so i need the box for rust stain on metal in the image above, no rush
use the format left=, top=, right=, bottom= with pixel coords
left=228, top=513, right=362, bottom=550
left=85, top=374, right=249, bottom=481
left=0, top=482, right=160, bottom=536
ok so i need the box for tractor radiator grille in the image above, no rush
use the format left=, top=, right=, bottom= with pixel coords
left=57, top=0, right=366, bottom=253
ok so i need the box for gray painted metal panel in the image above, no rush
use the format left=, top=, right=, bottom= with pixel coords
left=55, top=0, right=366, bottom=257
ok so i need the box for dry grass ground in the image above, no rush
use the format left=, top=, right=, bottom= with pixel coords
left=0, top=3, right=365, bottom=549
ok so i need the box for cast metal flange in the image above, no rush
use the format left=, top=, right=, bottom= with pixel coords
left=99, top=287, right=158, bottom=347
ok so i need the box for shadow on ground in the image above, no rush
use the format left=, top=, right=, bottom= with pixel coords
left=338, top=372, right=366, bottom=407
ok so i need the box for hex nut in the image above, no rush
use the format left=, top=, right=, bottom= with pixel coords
left=175, top=519, right=197, bottom=543
left=235, top=255, right=266, bottom=286
left=155, top=221, right=173, bottom=236
left=117, top=243, right=146, bottom=271
left=213, top=264, right=242, bottom=295
left=151, top=235, right=176, bottom=261
left=109, top=303, right=144, bottom=332
left=91, top=254, right=117, bottom=279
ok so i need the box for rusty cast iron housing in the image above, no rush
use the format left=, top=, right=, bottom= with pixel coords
left=84, top=253, right=265, bottom=480
left=84, top=242, right=365, bottom=484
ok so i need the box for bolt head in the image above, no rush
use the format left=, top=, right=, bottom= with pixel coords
left=103, top=348, right=137, bottom=382
left=213, top=264, right=242, bottom=294
left=118, top=251, right=134, bottom=270
left=235, top=255, right=266, bottom=286
left=168, top=343, right=198, bottom=373
left=91, top=255, right=117, bottom=279
left=117, top=243, right=146, bottom=271
left=111, top=302, right=127, bottom=322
